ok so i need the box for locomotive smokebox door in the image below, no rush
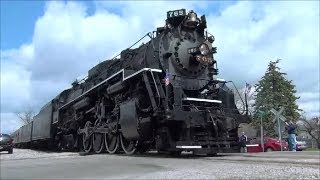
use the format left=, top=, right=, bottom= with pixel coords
left=119, top=99, right=140, bottom=140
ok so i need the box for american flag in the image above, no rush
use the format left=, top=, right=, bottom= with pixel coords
left=245, top=83, right=252, bottom=94
left=165, top=69, right=170, bottom=86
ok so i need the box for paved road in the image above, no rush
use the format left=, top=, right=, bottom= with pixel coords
left=1, top=150, right=319, bottom=179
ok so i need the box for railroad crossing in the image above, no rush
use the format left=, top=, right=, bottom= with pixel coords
left=270, top=107, right=287, bottom=151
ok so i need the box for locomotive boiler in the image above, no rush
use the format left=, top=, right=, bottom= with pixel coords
left=12, top=9, right=250, bottom=156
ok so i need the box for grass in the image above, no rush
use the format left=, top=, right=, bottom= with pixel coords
left=305, top=148, right=320, bottom=151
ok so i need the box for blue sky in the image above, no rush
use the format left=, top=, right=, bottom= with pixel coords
left=1, top=0, right=98, bottom=49
left=0, top=0, right=237, bottom=49
left=1, top=1, right=44, bottom=49
left=0, top=1, right=319, bottom=133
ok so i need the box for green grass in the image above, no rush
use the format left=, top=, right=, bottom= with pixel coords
left=305, top=148, right=320, bottom=151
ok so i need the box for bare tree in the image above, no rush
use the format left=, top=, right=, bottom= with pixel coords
left=16, top=108, right=35, bottom=125
left=233, top=87, right=255, bottom=115
left=299, top=116, right=320, bottom=149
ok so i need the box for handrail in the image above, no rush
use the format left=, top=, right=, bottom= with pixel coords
left=59, top=68, right=162, bottom=110
left=74, top=32, right=154, bottom=84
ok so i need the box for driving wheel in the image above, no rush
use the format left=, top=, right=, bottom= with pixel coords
left=120, top=133, right=138, bottom=155
left=92, top=119, right=104, bottom=153
left=104, top=132, right=119, bottom=154
left=82, top=121, right=92, bottom=153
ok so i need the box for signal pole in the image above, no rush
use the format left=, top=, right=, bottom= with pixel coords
left=257, top=111, right=266, bottom=152
left=260, top=115, right=264, bottom=152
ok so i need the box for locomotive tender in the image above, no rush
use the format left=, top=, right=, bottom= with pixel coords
left=13, top=9, right=250, bottom=155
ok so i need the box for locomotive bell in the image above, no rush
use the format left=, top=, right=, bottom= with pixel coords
left=184, top=10, right=199, bottom=28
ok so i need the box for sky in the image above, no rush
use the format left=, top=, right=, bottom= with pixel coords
left=0, top=1, right=319, bottom=134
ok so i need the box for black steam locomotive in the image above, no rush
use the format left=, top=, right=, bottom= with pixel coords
left=12, top=9, right=250, bottom=155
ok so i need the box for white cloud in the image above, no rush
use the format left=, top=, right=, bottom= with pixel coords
left=297, top=91, right=320, bottom=118
left=0, top=113, right=22, bottom=134
left=208, top=1, right=319, bottom=79
left=1, top=46, right=32, bottom=112
left=206, top=1, right=319, bottom=118
left=0, top=1, right=319, bottom=133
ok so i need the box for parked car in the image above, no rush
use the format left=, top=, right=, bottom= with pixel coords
left=296, top=140, right=307, bottom=151
left=0, top=133, right=13, bottom=154
left=246, top=137, right=288, bottom=153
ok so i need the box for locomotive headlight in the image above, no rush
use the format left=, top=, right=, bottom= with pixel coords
left=199, top=43, right=210, bottom=56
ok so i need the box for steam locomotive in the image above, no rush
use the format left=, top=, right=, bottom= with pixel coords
left=12, top=9, right=250, bottom=155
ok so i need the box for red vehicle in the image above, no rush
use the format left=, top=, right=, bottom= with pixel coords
left=246, top=137, right=288, bottom=153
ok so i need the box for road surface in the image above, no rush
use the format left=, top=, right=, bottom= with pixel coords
left=1, top=149, right=319, bottom=179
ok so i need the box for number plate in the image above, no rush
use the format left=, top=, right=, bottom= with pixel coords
left=196, top=55, right=213, bottom=64
left=167, top=9, right=186, bottom=18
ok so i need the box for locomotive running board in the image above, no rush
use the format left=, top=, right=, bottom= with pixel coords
left=59, top=68, right=162, bottom=110
left=182, top=97, right=222, bottom=103
left=176, top=146, right=202, bottom=149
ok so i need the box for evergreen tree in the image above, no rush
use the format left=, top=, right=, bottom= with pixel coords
left=253, top=59, right=301, bottom=137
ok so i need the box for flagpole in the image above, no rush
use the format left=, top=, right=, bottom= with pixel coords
left=245, top=83, right=249, bottom=115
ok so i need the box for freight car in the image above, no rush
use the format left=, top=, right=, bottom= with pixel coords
left=13, top=9, right=250, bottom=155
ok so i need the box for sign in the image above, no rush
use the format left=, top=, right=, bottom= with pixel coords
left=167, top=9, right=186, bottom=18
left=257, top=110, right=267, bottom=117
left=271, top=107, right=287, bottom=123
